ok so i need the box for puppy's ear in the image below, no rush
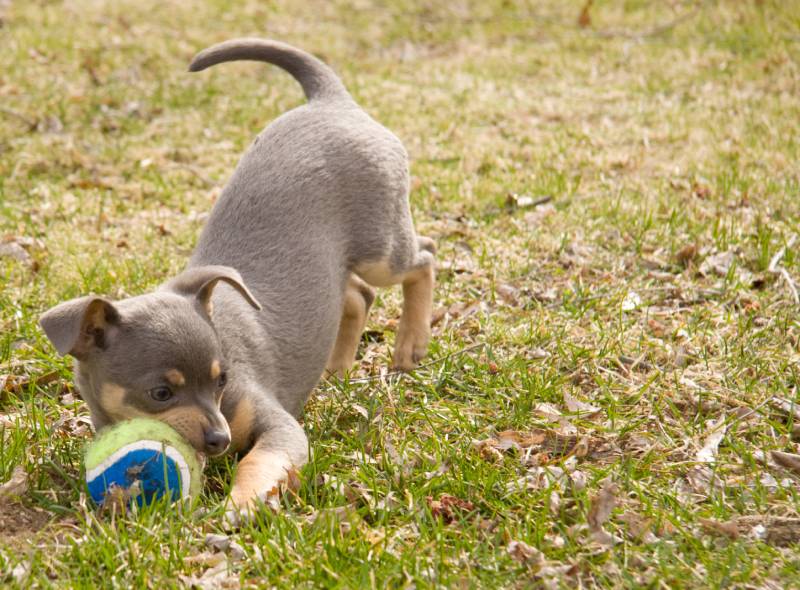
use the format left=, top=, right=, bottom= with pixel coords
left=166, top=265, right=261, bottom=314
left=40, top=297, right=120, bottom=358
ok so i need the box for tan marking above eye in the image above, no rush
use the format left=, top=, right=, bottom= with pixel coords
left=165, top=369, right=186, bottom=387
left=210, top=359, right=221, bottom=380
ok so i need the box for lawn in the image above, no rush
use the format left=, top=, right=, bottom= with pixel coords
left=2, top=0, right=800, bottom=587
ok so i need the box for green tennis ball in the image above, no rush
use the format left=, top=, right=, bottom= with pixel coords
left=85, top=418, right=204, bottom=506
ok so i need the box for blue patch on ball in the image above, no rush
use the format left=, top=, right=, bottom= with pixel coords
left=86, top=442, right=188, bottom=506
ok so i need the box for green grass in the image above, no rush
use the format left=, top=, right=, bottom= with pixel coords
left=2, top=0, right=800, bottom=587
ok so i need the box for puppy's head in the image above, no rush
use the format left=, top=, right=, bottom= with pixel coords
left=40, top=265, right=261, bottom=456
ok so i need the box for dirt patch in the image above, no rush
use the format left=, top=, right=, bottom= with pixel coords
left=0, top=501, right=51, bottom=549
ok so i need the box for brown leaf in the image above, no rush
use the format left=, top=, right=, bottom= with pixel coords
left=563, top=392, right=602, bottom=418
left=695, top=417, right=727, bottom=463
left=577, top=0, right=593, bottom=28
left=692, top=182, right=712, bottom=199
left=770, top=451, right=800, bottom=476
left=676, top=243, right=697, bottom=265
left=736, top=516, right=800, bottom=547
left=473, top=429, right=606, bottom=464
left=587, top=478, right=618, bottom=531
left=699, top=517, right=739, bottom=539
left=0, top=466, right=28, bottom=501
left=426, top=494, right=475, bottom=523
left=507, top=540, right=543, bottom=564
left=699, top=251, right=734, bottom=277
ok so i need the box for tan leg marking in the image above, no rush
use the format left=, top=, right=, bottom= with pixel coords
left=228, top=397, right=255, bottom=453
left=393, top=263, right=435, bottom=371
left=325, top=275, right=375, bottom=377
left=229, top=448, right=294, bottom=511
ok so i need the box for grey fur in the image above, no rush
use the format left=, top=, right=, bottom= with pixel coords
left=40, top=38, right=435, bottom=512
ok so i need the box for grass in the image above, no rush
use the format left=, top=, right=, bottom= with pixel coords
left=2, top=0, right=800, bottom=587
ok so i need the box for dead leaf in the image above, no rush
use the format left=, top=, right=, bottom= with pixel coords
left=770, top=451, right=800, bottom=476
left=496, top=283, right=519, bottom=306
left=577, top=0, right=593, bottom=28
left=587, top=478, right=618, bottom=532
left=184, top=552, right=228, bottom=568
left=695, top=417, right=727, bottom=463
left=735, top=516, right=800, bottom=547
left=473, top=429, right=607, bottom=464
left=692, top=182, right=712, bottom=199
left=179, top=559, right=238, bottom=590
left=699, top=251, right=734, bottom=277
left=524, top=202, right=556, bottom=226
left=563, top=392, right=602, bottom=417
left=676, top=243, right=697, bottom=265
left=619, top=511, right=658, bottom=543
left=204, top=533, right=244, bottom=561
left=699, top=517, right=739, bottom=539
left=426, top=494, right=475, bottom=523
left=0, top=466, right=28, bottom=501
left=0, top=242, right=29, bottom=263
left=507, top=540, right=543, bottom=564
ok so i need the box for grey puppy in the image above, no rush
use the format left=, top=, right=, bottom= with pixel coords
left=40, top=39, right=435, bottom=516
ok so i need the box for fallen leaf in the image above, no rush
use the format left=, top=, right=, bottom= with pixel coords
left=577, top=0, right=593, bottom=28
left=426, top=494, right=475, bottom=523
left=735, top=516, right=800, bottom=547
left=699, top=517, right=739, bottom=539
left=0, top=242, right=29, bottom=263
left=563, top=392, right=602, bottom=417
left=179, top=560, right=238, bottom=590
left=184, top=552, right=228, bottom=568
left=507, top=540, right=543, bottom=564
left=699, top=251, right=734, bottom=277
left=692, top=182, right=712, bottom=199
left=587, top=478, right=618, bottom=532
left=204, top=533, right=245, bottom=561
left=695, top=417, right=727, bottom=463
left=0, top=466, right=28, bottom=501
left=524, top=203, right=556, bottom=226
left=676, top=243, right=697, bottom=265
left=770, top=451, right=800, bottom=476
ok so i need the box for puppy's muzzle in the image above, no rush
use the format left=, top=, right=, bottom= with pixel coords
left=204, top=428, right=231, bottom=456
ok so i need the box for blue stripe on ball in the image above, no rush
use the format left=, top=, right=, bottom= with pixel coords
left=86, top=443, right=186, bottom=506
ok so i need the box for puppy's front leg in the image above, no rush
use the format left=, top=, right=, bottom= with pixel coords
left=227, top=403, right=308, bottom=522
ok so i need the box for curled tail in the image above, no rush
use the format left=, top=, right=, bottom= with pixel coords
left=189, top=38, right=351, bottom=103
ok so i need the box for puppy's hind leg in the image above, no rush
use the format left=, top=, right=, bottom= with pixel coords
left=325, top=274, right=375, bottom=377
left=393, top=237, right=436, bottom=371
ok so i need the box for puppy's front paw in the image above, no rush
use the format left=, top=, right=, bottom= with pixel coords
left=392, top=323, right=431, bottom=371
left=224, top=450, right=299, bottom=526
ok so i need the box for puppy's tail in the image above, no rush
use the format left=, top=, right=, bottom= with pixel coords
left=188, top=38, right=351, bottom=104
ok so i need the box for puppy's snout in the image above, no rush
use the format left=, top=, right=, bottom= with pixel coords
left=203, top=428, right=231, bottom=456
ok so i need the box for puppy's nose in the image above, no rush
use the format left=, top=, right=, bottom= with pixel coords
left=203, top=429, right=231, bottom=456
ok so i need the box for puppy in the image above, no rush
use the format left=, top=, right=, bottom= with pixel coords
left=40, top=39, right=435, bottom=517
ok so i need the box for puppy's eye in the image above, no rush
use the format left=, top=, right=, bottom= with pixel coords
left=217, top=371, right=227, bottom=389
left=149, top=386, right=173, bottom=402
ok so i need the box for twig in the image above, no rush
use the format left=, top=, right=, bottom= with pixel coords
left=326, top=342, right=487, bottom=385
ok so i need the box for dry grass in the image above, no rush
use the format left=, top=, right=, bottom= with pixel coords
left=2, top=0, right=800, bottom=587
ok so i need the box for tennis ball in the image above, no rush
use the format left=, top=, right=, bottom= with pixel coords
left=85, top=418, right=203, bottom=507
